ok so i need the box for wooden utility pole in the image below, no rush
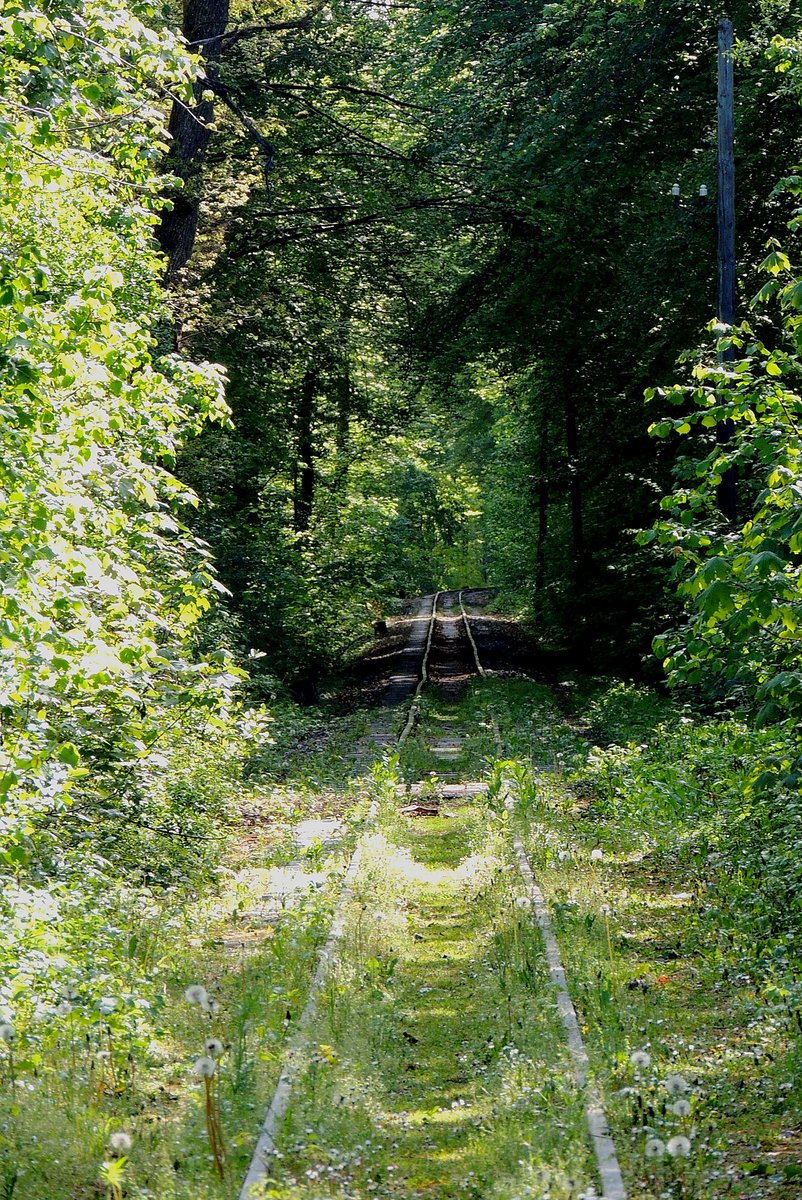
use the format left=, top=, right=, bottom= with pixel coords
left=716, top=15, right=738, bottom=523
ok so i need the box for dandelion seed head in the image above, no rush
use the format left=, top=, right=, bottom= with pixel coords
left=0, top=1023, right=15, bottom=1044
left=55, top=1000, right=73, bottom=1016
left=62, top=986, right=80, bottom=1002
left=194, top=1055, right=216, bottom=1078
left=629, top=1049, right=651, bottom=1069
left=667, top=1135, right=692, bottom=1157
left=108, top=1131, right=133, bottom=1154
left=671, top=1098, right=692, bottom=1117
left=205, top=1038, right=224, bottom=1059
left=184, top=984, right=208, bottom=1006
left=98, top=997, right=117, bottom=1016
left=599, top=903, right=613, bottom=916
left=644, top=1136, right=665, bottom=1159
left=664, top=1073, right=689, bottom=1096
left=514, top=895, right=532, bottom=910
left=200, top=995, right=219, bottom=1015
left=590, top=848, right=604, bottom=862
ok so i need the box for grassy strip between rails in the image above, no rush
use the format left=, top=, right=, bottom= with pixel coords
left=251, top=762, right=595, bottom=1200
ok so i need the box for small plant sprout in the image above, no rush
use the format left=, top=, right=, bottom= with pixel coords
left=184, top=984, right=209, bottom=1006
left=664, top=1073, right=690, bottom=1096
left=671, top=1097, right=692, bottom=1117
left=667, top=1134, right=692, bottom=1157
left=644, top=1136, right=666, bottom=1158
left=629, top=1049, right=651, bottom=1070
left=101, top=1133, right=132, bottom=1200
left=194, top=1055, right=225, bottom=1178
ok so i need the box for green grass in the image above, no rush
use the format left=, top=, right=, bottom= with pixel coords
left=5, top=675, right=801, bottom=1199
left=255, top=787, right=594, bottom=1200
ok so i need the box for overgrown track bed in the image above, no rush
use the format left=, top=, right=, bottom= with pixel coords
left=238, top=591, right=621, bottom=1200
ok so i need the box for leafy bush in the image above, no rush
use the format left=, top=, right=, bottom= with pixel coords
left=0, top=2, right=235, bottom=851
left=578, top=697, right=802, bottom=976
left=644, top=32, right=802, bottom=720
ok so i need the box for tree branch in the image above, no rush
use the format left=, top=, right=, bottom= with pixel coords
left=256, top=195, right=495, bottom=247
left=187, top=9, right=322, bottom=52
left=269, top=88, right=419, bottom=162
left=208, top=81, right=276, bottom=170
left=260, top=80, right=431, bottom=113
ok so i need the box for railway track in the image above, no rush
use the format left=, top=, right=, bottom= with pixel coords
left=239, top=590, right=625, bottom=1200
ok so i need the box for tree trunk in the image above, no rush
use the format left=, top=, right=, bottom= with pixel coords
left=333, top=364, right=351, bottom=488
left=565, top=386, right=584, bottom=581
left=294, top=370, right=317, bottom=533
left=533, top=408, right=549, bottom=624
left=158, top=0, right=230, bottom=279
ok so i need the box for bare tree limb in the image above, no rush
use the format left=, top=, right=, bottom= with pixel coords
left=208, top=80, right=276, bottom=170
left=259, top=79, right=431, bottom=113
left=256, top=195, right=498, bottom=247
left=187, top=8, right=323, bottom=51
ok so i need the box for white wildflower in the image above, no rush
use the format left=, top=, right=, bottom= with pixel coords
left=193, top=1055, right=216, bottom=1079
left=204, top=1038, right=224, bottom=1059
left=644, top=1136, right=665, bottom=1159
left=184, top=984, right=208, bottom=1006
left=108, top=1131, right=133, bottom=1154
left=664, top=1073, right=689, bottom=1096
left=0, top=1023, right=15, bottom=1044
left=671, top=1098, right=692, bottom=1117
left=667, top=1135, right=692, bottom=1157
left=629, top=1049, right=651, bottom=1070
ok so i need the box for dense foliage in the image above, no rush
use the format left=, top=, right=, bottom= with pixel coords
left=0, top=1, right=238, bottom=851
left=170, top=0, right=802, bottom=684
left=647, top=33, right=802, bottom=718
left=0, top=7, right=259, bottom=1190
left=3, top=0, right=802, bottom=1193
